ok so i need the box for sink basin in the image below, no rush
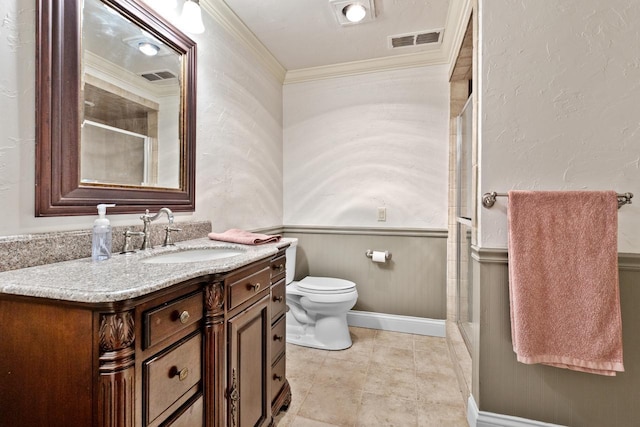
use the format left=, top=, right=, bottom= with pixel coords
left=141, top=248, right=245, bottom=264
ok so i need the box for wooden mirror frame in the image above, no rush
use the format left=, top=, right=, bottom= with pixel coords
left=36, top=0, right=197, bottom=216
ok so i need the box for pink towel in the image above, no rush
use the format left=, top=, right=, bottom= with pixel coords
left=507, top=190, right=624, bottom=376
left=208, top=229, right=281, bottom=245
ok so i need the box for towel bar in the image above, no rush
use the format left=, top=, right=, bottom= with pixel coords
left=482, top=191, right=633, bottom=209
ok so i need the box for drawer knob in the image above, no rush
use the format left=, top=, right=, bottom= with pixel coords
left=273, top=374, right=283, bottom=381
left=170, top=366, right=189, bottom=381
left=273, top=334, right=284, bottom=342
left=273, top=296, right=283, bottom=303
left=273, top=264, right=284, bottom=272
left=247, top=282, right=261, bottom=292
left=179, top=310, right=190, bottom=324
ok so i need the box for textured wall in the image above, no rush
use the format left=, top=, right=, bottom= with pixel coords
left=478, top=0, right=640, bottom=252
left=0, top=2, right=283, bottom=237
left=283, top=66, right=450, bottom=229
left=474, top=2, right=640, bottom=423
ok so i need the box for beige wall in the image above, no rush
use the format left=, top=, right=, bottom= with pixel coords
left=474, top=250, right=640, bottom=426
left=284, top=227, right=447, bottom=320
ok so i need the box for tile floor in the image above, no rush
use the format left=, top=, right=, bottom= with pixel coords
left=273, top=327, right=468, bottom=427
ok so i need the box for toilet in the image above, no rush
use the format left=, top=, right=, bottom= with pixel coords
left=285, top=239, right=358, bottom=350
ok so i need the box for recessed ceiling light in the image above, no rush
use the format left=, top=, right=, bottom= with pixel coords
left=343, top=4, right=366, bottom=23
left=138, top=42, right=160, bottom=56
left=329, top=0, right=375, bottom=26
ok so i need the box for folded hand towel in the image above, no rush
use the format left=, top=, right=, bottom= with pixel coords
left=208, top=229, right=281, bottom=245
left=507, top=190, right=624, bottom=376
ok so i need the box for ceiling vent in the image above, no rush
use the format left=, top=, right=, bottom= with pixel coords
left=388, top=29, right=443, bottom=49
left=140, top=70, right=177, bottom=82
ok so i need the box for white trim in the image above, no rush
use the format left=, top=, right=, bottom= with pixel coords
left=200, top=0, right=287, bottom=83
left=82, top=120, right=148, bottom=139
left=467, top=396, right=567, bottom=427
left=347, top=310, right=445, bottom=337
left=445, top=0, right=474, bottom=80
left=84, top=51, right=177, bottom=99
left=283, top=50, right=448, bottom=84
left=284, top=225, right=447, bottom=238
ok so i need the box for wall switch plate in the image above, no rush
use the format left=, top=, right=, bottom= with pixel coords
left=377, top=207, right=386, bottom=221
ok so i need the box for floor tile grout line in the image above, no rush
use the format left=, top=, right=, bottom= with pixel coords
left=279, top=327, right=468, bottom=426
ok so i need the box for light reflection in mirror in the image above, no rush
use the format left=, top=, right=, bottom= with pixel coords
left=81, top=0, right=182, bottom=189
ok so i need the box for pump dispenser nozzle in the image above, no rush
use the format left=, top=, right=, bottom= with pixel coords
left=97, top=203, right=116, bottom=217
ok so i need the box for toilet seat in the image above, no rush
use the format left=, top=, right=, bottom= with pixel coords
left=297, top=276, right=356, bottom=294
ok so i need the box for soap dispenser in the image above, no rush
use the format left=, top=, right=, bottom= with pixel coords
left=92, top=203, right=116, bottom=261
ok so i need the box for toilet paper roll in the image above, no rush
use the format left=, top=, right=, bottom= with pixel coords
left=371, top=251, right=387, bottom=263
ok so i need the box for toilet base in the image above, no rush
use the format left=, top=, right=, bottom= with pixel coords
left=286, top=311, right=353, bottom=351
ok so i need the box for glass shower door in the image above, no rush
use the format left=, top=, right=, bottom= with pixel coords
left=456, top=94, right=473, bottom=351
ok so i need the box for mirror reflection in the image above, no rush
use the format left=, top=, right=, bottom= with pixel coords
left=81, top=0, right=182, bottom=189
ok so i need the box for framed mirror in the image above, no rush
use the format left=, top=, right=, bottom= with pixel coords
left=36, top=0, right=197, bottom=216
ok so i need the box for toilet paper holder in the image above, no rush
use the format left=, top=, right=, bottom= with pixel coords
left=365, top=250, right=392, bottom=260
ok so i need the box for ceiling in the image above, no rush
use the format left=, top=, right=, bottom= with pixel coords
left=221, top=0, right=453, bottom=71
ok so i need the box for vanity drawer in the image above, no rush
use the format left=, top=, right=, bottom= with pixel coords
left=271, top=315, right=286, bottom=364
left=144, top=333, right=202, bottom=425
left=143, top=291, right=203, bottom=349
left=271, top=353, right=286, bottom=402
left=270, top=254, right=286, bottom=282
left=227, top=265, right=270, bottom=311
left=270, top=279, right=286, bottom=322
left=165, top=396, right=203, bottom=427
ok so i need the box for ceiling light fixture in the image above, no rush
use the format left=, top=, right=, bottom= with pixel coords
left=343, top=4, right=366, bottom=23
left=329, top=0, right=375, bottom=26
left=180, top=0, right=205, bottom=35
left=138, top=41, right=160, bottom=56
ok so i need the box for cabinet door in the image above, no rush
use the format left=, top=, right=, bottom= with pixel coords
left=227, top=295, right=270, bottom=427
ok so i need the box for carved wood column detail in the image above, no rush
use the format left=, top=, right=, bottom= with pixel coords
left=98, top=311, right=136, bottom=427
left=204, top=280, right=225, bottom=427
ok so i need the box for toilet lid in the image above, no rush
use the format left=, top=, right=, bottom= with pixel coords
left=297, top=276, right=356, bottom=293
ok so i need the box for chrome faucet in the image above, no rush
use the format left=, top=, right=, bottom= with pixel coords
left=121, top=229, right=144, bottom=254
left=140, top=207, right=176, bottom=250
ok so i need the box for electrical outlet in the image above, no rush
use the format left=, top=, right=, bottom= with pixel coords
left=377, top=207, right=386, bottom=221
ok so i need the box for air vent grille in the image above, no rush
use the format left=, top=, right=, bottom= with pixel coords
left=140, top=70, right=177, bottom=82
left=391, top=35, right=415, bottom=48
left=389, top=29, right=443, bottom=49
left=416, top=32, right=440, bottom=45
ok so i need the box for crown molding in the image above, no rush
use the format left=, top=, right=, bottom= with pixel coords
left=283, top=49, right=448, bottom=84
left=283, top=0, right=472, bottom=84
left=84, top=51, right=177, bottom=99
left=200, top=0, right=287, bottom=83
left=444, top=0, right=473, bottom=80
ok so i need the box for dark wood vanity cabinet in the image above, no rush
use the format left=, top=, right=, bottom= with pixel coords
left=269, top=249, right=291, bottom=417
left=225, top=261, right=272, bottom=427
left=0, top=251, right=290, bottom=427
left=224, top=249, right=291, bottom=427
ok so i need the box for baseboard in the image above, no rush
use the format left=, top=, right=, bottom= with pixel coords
left=346, top=310, right=445, bottom=337
left=467, top=395, right=566, bottom=427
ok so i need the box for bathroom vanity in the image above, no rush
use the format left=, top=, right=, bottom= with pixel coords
left=0, top=239, right=291, bottom=427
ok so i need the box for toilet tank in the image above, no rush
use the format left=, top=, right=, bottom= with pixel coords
left=285, top=238, right=298, bottom=284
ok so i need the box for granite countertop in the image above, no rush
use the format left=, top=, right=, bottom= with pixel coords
left=0, top=237, right=295, bottom=304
